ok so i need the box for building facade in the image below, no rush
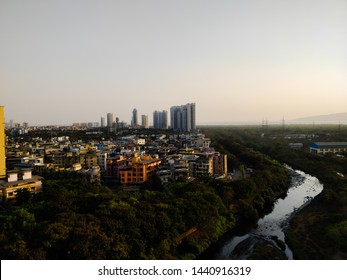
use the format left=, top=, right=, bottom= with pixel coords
left=97, top=152, right=108, bottom=173
left=170, top=103, right=196, bottom=132
left=141, top=115, right=149, bottom=129
left=106, top=156, right=127, bottom=180
left=132, top=108, right=138, bottom=128
left=107, top=113, right=114, bottom=128
left=213, top=152, right=228, bottom=177
left=0, top=106, right=6, bottom=179
left=310, top=142, right=347, bottom=154
left=0, top=169, right=43, bottom=201
left=194, top=154, right=214, bottom=177
left=100, top=117, right=105, bottom=128
left=153, top=110, right=168, bottom=129
left=119, top=154, right=161, bottom=184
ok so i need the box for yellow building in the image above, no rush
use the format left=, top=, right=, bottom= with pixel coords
left=79, top=152, right=98, bottom=169
left=0, top=106, right=6, bottom=179
left=120, top=154, right=161, bottom=184
left=213, top=153, right=228, bottom=177
left=0, top=106, right=43, bottom=201
left=0, top=169, right=43, bottom=201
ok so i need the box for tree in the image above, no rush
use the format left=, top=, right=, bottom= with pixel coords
left=15, top=188, right=31, bottom=205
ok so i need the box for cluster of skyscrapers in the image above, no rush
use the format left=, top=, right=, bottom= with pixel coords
left=170, top=103, right=196, bottom=132
left=103, top=103, right=196, bottom=132
left=153, top=110, right=168, bottom=130
left=153, top=103, right=196, bottom=131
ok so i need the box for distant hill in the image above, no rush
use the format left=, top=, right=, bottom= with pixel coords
left=292, top=112, right=347, bottom=124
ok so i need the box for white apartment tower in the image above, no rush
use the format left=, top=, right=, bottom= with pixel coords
left=107, top=113, right=114, bottom=128
left=141, top=115, right=149, bottom=129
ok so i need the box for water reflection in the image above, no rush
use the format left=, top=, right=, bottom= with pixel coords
left=216, top=168, right=324, bottom=260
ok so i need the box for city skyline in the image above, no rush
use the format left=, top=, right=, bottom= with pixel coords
left=1, top=0, right=347, bottom=126
left=4, top=103, right=195, bottom=129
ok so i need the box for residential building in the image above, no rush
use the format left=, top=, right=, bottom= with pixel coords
left=213, top=152, right=228, bottom=177
left=153, top=110, right=168, bottom=129
left=170, top=103, right=196, bottom=132
left=107, top=113, right=114, bottom=128
left=160, top=154, right=189, bottom=181
left=101, top=116, right=105, bottom=128
left=141, top=115, right=149, bottom=129
left=79, top=151, right=98, bottom=169
left=106, top=156, right=127, bottom=179
left=46, top=151, right=79, bottom=168
left=15, top=155, right=45, bottom=173
left=153, top=111, right=160, bottom=129
left=119, top=154, right=161, bottom=184
left=0, top=169, right=43, bottom=201
left=84, top=166, right=101, bottom=183
left=157, top=170, right=172, bottom=185
left=97, top=152, right=108, bottom=173
left=0, top=106, right=5, bottom=179
left=132, top=108, right=138, bottom=128
left=134, top=138, right=146, bottom=145
left=194, top=153, right=214, bottom=177
left=188, top=134, right=211, bottom=149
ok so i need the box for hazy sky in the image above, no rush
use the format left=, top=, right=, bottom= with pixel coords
left=1, top=0, right=347, bottom=126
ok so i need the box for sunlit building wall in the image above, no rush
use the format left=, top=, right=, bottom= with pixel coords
left=0, top=106, right=6, bottom=179
left=120, top=154, right=161, bottom=184
left=170, top=103, right=196, bottom=132
left=141, top=115, right=149, bottom=129
left=100, top=117, right=105, bottom=128
left=107, top=113, right=113, bottom=128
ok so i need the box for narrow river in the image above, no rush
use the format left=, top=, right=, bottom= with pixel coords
left=214, top=167, right=324, bottom=260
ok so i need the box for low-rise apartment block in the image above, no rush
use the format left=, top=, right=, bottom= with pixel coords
left=0, top=169, right=43, bottom=201
left=119, top=154, right=161, bottom=185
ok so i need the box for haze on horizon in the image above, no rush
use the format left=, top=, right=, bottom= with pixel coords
left=1, top=0, right=346, bottom=126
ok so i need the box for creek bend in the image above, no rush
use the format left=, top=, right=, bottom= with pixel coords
left=213, top=167, right=324, bottom=260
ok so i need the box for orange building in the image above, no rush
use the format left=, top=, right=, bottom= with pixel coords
left=106, top=156, right=127, bottom=179
left=120, top=154, right=161, bottom=184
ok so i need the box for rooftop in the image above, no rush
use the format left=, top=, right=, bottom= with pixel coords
left=0, top=175, right=43, bottom=188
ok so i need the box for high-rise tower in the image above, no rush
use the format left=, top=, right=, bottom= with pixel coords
left=0, top=106, right=6, bottom=179
left=141, top=115, right=149, bottom=129
left=170, top=103, right=196, bottom=132
left=107, top=113, right=114, bottom=128
left=153, top=110, right=168, bottom=129
left=101, top=117, right=105, bottom=128
left=132, top=109, right=138, bottom=128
